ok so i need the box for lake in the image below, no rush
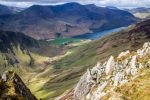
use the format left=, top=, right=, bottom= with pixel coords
left=73, top=27, right=126, bottom=39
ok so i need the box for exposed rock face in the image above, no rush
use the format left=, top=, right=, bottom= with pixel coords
left=105, top=56, right=115, bottom=75
left=0, top=71, right=37, bottom=100
left=73, top=42, right=150, bottom=100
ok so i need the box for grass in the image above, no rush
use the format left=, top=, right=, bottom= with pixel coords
left=0, top=71, right=25, bottom=99
left=48, top=38, right=81, bottom=45
left=101, top=54, right=150, bottom=100
left=114, top=68, right=150, bottom=100
left=27, top=24, right=150, bottom=99
left=0, top=22, right=150, bottom=99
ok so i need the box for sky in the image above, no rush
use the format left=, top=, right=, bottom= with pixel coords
left=0, top=0, right=150, bottom=8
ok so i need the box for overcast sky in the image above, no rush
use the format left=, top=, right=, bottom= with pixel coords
left=0, top=0, right=150, bottom=8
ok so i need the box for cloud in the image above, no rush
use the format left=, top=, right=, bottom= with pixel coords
left=0, top=0, right=150, bottom=8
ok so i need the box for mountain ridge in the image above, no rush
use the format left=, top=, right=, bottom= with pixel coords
left=0, top=3, right=138, bottom=40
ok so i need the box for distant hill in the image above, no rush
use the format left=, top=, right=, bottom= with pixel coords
left=0, top=3, right=138, bottom=40
left=0, top=4, right=24, bottom=15
left=0, top=4, right=14, bottom=15
left=126, top=7, right=150, bottom=19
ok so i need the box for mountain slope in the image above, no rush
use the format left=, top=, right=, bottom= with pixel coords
left=0, top=30, right=65, bottom=79
left=0, top=3, right=138, bottom=40
left=0, top=4, right=14, bottom=15
left=54, top=19, right=150, bottom=69
left=72, top=42, right=150, bottom=100
left=0, top=71, right=37, bottom=100
left=126, top=7, right=150, bottom=19
left=28, top=19, right=150, bottom=99
left=0, top=30, right=39, bottom=52
left=56, top=19, right=150, bottom=99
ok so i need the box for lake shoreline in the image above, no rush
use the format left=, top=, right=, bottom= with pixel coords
left=72, top=26, right=127, bottom=39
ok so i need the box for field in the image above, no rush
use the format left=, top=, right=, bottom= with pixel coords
left=48, top=38, right=81, bottom=45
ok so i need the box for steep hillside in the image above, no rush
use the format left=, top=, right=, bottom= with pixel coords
left=0, top=4, right=14, bottom=15
left=0, top=30, right=39, bottom=52
left=71, top=42, right=150, bottom=100
left=26, top=19, right=150, bottom=99
left=54, top=19, right=150, bottom=69
left=0, top=30, right=65, bottom=80
left=0, top=3, right=137, bottom=39
left=0, top=71, right=37, bottom=100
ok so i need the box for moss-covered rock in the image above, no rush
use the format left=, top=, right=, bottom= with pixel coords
left=0, top=71, right=37, bottom=100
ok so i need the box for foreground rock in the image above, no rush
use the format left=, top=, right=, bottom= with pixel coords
left=0, top=71, right=37, bottom=100
left=72, top=42, right=150, bottom=100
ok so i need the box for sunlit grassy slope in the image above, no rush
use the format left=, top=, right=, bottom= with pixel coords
left=102, top=68, right=150, bottom=100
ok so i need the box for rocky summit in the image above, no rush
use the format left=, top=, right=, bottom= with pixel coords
left=0, top=71, right=37, bottom=100
left=64, top=42, right=150, bottom=100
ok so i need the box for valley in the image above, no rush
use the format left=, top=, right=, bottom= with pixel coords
left=0, top=1, right=149, bottom=100
left=0, top=18, right=148, bottom=99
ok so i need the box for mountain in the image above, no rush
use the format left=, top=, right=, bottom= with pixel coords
left=0, top=3, right=138, bottom=40
left=128, top=7, right=150, bottom=13
left=0, top=30, right=39, bottom=52
left=9, top=6, right=25, bottom=14
left=0, top=71, right=37, bottom=100
left=126, top=7, right=150, bottom=19
left=0, top=4, right=24, bottom=15
left=0, top=4, right=14, bottom=15
left=106, top=6, right=119, bottom=10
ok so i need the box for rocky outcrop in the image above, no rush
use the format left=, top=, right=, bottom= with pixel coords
left=0, top=71, right=37, bottom=100
left=73, top=42, right=150, bottom=100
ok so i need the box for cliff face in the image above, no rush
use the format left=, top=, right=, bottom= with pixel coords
left=73, top=42, right=150, bottom=100
left=0, top=71, right=37, bottom=100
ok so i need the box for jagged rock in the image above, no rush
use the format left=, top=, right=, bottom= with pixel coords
left=130, top=55, right=138, bottom=76
left=137, top=42, right=150, bottom=58
left=74, top=70, right=93, bottom=100
left=105, top=56, right=115, bottom=75
left=1, top=73, right=7, bottom=81
left=91, top=82, right=108, bottom=100
left=0, top=71, right=37, bottom=100
left=113, top=72, right=127, bottom=86
left=73, top=42, right=150, bottom=100
left=139, top=63, right=144, bottom=69
left=90, top=62, right=104, bottom=83
left=118, top=50, right=130, bottom=58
